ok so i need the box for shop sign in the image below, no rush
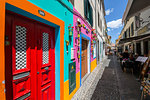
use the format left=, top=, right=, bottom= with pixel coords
left=38, top=10, right=45, bottom=16
left=137, top=23, right=150, bottom=35
left=136, top=56, right=148, bottom=63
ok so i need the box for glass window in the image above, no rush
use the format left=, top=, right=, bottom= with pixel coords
left=93, top=43, right=96, bottom=58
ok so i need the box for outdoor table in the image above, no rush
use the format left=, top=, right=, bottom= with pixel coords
left=141, top=79, right=150, bottom=100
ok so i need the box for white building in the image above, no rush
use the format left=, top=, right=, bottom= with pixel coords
left=122, top=0, right=150, bottom=56
left=74, top=0, right=107, bottom=63
left=90, top=0, right=106, bottom=64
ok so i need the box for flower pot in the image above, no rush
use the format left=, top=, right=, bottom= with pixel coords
left=78, top=34, right=80, bottom=38
left=65, top=40, right=69, bottom=46
left=78, top=55, right=80, bottom=58
left=69, top=31, right=73, bottom=36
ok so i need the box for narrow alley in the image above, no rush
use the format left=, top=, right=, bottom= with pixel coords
left=91, top=55, right=141, bottom=100
left=72, top=55, right=144, bottom=100
left=0, top=0, right=150, bottom=100
left=72, top=55, right=145, bottom=100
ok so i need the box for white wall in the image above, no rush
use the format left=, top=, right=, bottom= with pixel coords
left=137, top=8, right=150, bottom=35
left=140, top=8, right=150, bottom=28
left=74, top=0, right=84, bottom=17
left=74, top=0, right=106, bottom=61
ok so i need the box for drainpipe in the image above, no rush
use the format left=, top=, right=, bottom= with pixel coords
left=95, top=0, right=97, bottom=34
left=95, top=0, right=98, bottom=64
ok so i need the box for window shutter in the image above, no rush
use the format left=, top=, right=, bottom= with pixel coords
left=90, top=6, right=93, bottom=26
left=84, top=0, right=87, bottom=18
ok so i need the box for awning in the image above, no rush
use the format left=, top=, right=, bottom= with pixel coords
left=124, top=42, right=132, bottom=46
left=123, top=0, right=150, bottom=22
left=119, top=33, right=150, bottom=44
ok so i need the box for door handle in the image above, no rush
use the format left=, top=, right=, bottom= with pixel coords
left=44, top=67, right=49, bottom=71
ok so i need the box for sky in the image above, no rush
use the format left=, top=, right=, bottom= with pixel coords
left=104, top=0, right=128, bottom=44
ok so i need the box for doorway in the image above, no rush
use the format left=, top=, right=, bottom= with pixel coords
left=136, top=42, right=141, bottom=55
left=144, top=41, right=148, bottom=55
left=5, top=11, right=55, bottom=100
left=81, top=39, right=88, bottom=79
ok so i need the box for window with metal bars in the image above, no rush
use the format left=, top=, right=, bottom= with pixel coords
left=128, top=27, right=130, bottom=38
left=15, top=25, right=27, bottom=70
left=42, top=33, right=49, bottom=64
left=84, top=0, right=93, bottom=26
left=131, top=23, right=134, bottom=36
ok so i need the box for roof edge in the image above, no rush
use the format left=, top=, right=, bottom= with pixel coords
left=122, top=0, right=133, bottom=22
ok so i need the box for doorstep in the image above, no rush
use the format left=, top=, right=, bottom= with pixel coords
left=71, top=56, right=109, bottom=100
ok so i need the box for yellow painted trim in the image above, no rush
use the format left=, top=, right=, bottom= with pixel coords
left=64, top=72, right=80, bottom=100
left=91, top=59, right=97, bottom=72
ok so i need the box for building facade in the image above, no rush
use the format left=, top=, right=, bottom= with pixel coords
left=134, top=8, right=150, bottom=56
left=0, top=0, right=107, bottom=100
left=118, top=7, right=150, bottom=56
left=118, top=16, right=136, bottom=53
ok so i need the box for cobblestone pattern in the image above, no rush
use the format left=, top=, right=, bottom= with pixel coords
left=91, top=56, right=120, bottom=100
left=83, top=58, right=111, bottom=100
left=114, top=56, right=141, bottom=100
left=72, top=55, right=143, bottom=100
left=71, top=57, right=108, bottom=100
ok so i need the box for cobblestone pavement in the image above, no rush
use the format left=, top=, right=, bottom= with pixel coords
left=72, top=57, right=109, bottom=100
left=91, top=55, right=120, bottom=100
left=91, top=55, right=141, bottom=100
left=72, top=55, right=143, bottom=100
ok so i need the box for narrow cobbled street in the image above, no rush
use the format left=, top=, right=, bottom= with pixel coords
left=91, top=55, right=141, bottom=100
left=1, top=0, right=150, bottom=99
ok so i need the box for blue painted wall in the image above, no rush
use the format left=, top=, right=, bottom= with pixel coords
left=27, top=0, right=74, bottom=99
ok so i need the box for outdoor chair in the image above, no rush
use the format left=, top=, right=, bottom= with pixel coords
left=124, top=61, right=134, bottom=74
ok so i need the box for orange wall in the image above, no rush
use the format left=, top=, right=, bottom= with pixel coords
left=0, top=0, right=6, bottom=99
left=64, top=72, right=80, bottom=100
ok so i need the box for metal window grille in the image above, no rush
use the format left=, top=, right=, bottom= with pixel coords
left=15, top=26, right=27, bottom=70
left=42, top=33, right=49, bottom=64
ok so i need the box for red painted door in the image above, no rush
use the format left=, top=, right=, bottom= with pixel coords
left=5, top=12, right=34, bottom=100
left=5, top=11, right=55, bottom=100
left=36, top=23, right=55, bottom=100
left=5, top=12, right=14, bottom=100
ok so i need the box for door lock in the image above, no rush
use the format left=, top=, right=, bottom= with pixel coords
left=37, top=72, right=39, bottom=74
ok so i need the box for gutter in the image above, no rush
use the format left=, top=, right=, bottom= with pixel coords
left=95, top=0, right=97, bottom=35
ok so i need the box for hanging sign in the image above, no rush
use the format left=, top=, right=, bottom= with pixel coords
left=136, top=56, right=148, bottom=63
